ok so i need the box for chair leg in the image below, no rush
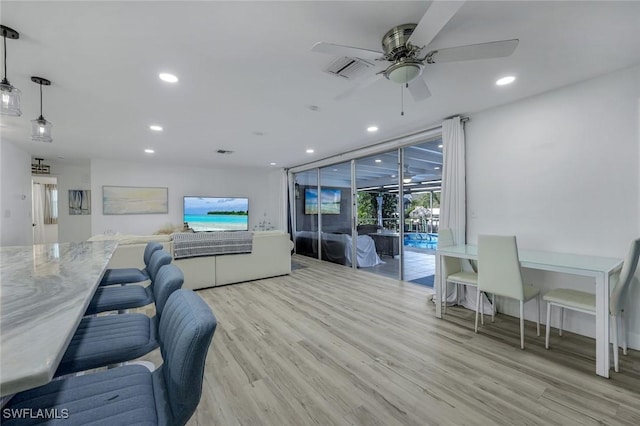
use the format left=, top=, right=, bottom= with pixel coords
left=520, top=300, right=525, bottom=350
left=443, top=281, right=447, bottom=315
left=491, top=293, right=496, bottom=323
left=480, top=292, right=484, bottom=325
left=536, top=295, right=540, bottom=337
left=621, top=310, right=628, bottom=356
left=545, top=302, right=551, bottom=349
left=612, top=314, right=619, bottom=373
left=475, top=290, right=481, bottom=333
left=559, top=307, right=564, bottom=336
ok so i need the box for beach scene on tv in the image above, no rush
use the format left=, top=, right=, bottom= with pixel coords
left=183, top=197, right=249, bottom=231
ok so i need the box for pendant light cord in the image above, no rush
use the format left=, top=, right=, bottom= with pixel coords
left=39, top=82, right=43, bottom=117
left=2, top=34, right=7, bottom=81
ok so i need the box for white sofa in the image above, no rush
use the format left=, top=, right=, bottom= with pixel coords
left=89, top=231, right=293, bottom=290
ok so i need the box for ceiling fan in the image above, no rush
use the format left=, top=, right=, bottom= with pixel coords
left=312, top=1, right=518, bottom=102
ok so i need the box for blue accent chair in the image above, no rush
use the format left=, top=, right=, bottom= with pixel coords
left=3, top=289, right=217, bottom=426
left=98, top=241, right=163, bottom=287
left=56, top=264, right=184, bottom=377
left=85, top=250, right=172, bottom=315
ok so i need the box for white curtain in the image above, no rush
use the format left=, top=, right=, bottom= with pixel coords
left=438, top=117, right=493, bottom=314
left=32, top=183, right=46, bottom=244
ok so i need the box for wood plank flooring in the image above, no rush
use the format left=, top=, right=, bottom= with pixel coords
left=155, top=255, right=639, bottom=425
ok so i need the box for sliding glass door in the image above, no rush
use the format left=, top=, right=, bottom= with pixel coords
left=355, top=151, right=401, bottom=278
left=401, top=138, right=443, bottom=284
left=293, top=170, right=319, bottom=260
left=319, top=162, right=353, bottom=266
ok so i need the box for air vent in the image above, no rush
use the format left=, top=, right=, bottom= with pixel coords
left=31, top=158, right=50, bottom=175
left=324, top=57, right=373, bottom=80
left=216, top=149, right=234, bottom=155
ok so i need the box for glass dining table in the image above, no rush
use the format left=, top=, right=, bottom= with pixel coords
left=436, top=244, right=623, bottom=378
left=0, top=241, right=117, bottom=397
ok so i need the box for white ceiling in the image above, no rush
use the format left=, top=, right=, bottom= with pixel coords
left=1, top=1, right=639, bottom=170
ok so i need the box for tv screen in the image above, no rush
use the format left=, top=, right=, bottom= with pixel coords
left=304, top=188, right=341, bottom=214
left=183, top=196, right=249, bottom=232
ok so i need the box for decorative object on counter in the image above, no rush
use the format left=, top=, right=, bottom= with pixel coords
left=154, top=222, right=185, bottom=235
left=69, top=189, right=91, bottom=215
left=30, top=76, right=53, bottom=143
left=253, top=211, right=274, bottom=231
left=0, top=25, right=21, bottom=117
left=103, top=186, right=168, bottom=215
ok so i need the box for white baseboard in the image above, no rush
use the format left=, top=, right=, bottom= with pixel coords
left=627, top=331, right=640, bottom=351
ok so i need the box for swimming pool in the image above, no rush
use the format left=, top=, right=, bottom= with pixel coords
left=404, top=233, right=438, bottom=250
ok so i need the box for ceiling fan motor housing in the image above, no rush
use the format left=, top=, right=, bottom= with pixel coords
left=382, top=24, right=418, bottom=61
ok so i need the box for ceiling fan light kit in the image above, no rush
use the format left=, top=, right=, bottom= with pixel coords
left=384, top=59, right=423, bottom=84
left=0, top=25, right=22, bottom=117
left=30, top=76, right=53, bottom=143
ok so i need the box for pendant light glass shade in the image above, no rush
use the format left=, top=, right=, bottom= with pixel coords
left=0, top=83, right=21, bottom=116
left=1, top=25, right=21, bottom=116
left=31, top=116, right=53, bottom=143
left=31, top=77, right=53, bottom=143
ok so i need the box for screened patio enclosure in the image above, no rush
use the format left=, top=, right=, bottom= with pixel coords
left=290, top=136, right=443, bottom=283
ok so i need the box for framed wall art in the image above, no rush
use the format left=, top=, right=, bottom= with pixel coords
left=102, top=186, right=168, bottom=215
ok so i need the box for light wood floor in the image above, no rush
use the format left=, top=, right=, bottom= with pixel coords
left=172, top=255, right=640, bottom=426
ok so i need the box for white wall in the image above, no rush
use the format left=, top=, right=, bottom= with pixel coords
left=0, top=141, right=32, bottom=246
left=466, top=65, right=640, bottom=347
left=90, top=159, right=284, bottom=235
left=49, top=160, right=93, bottom=242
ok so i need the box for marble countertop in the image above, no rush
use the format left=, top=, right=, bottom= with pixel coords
left=0, top=241, right=117, bottom=396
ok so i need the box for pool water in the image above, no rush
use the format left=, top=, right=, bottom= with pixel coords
left=404, top=233, right=438, bottom=250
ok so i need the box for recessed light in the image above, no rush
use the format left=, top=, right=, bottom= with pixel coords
left=149, top=125, right=163, bottom=131
left=144, top=149, right=155, bottom=154
left=270, top=162, right=276, bottom=166
left=375, top=159, right=382, bottom=163
left=367, top=126, right=378, bottom=132
left=438, top=144, right=443, bottom=148
left=159, top=73, right=178, bottom=83
left=496, top=76, right=516, bottom=86
left=434, top=166, right=441, bottom=170
left=306, top=149, right=314, bottom=154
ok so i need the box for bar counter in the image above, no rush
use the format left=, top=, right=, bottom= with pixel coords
left=0, top=241, right=117, bottom=396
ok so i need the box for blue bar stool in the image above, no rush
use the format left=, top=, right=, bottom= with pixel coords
left=85, top=250, right=172, bottom=315
left=3, top=289, right=217, bottom=426
left=56, top=264, right=184, bottom=377
left=98, top=241, right=163, bottom=287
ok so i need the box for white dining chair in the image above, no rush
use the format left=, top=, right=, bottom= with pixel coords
left=439, top=228, right=478, bottom=315
left=476, top=235, right=540, bottom=349
left=543, top=237, right=640, bottom=372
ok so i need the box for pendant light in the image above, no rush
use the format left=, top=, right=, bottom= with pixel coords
left=0, top=25, right=21, bottom=116
left=31, top=77, right=53, bottom=143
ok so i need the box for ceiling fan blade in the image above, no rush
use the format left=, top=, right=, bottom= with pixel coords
left=424, top=39, right=519, bottom=63
left=312, top=42, right=384, bottom=61
left=407, top=1, right=466, bottom=48
left=335, top=72, right=384, bottom=101
left=407, top=77, right=431, bottom=102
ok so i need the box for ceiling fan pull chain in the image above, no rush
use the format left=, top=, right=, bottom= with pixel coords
left=400, top=84, right=404, bottom=116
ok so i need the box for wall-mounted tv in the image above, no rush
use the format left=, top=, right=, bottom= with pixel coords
left=183, top=196, right=249, bottom=232
left=304, top=188, right=341, bottom=214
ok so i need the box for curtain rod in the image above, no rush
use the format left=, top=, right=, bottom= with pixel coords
left=287, top=115, right=469, bottom=173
